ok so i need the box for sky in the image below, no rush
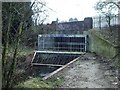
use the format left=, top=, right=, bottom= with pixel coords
left=45, top=0, right=99, bottom=23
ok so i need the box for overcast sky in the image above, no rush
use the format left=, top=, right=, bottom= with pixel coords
left=45, top=0, right=100, bottom=23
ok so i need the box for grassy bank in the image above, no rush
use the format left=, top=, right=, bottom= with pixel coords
left=7, top=45, right=63, bottom=88
left=15, top=76, right=63, bottom=88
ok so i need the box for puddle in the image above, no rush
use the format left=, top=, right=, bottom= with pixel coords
left=32, top=66, right=60, bottom=77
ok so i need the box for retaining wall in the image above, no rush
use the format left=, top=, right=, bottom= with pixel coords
left=88, top=30, right=120, bottom=59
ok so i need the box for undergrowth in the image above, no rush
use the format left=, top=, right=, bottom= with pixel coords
left=7, top=45, right=63, bottom=88
left=15, top=76, right=63, bottom=88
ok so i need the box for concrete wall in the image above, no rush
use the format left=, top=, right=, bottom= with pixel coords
left=88, top=30, right=119, bottom=59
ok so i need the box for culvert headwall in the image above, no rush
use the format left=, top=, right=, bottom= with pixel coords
left=32, top=34, right=86, bottom=79
left=31, top=51, right=84, bottom=78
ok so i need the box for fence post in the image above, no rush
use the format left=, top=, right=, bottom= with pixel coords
left=99, top=15, right=102, bottom=30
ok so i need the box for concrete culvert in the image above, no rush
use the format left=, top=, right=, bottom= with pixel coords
left=31, top=51, right=82, bottom=78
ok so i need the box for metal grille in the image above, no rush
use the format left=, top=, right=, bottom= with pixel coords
left=32, top=51, right=80, bottom=66
left=38, top=34, right=87, bottom=52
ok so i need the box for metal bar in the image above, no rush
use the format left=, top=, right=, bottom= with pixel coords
left=85, top=35, right=87, bottom=52
left=44, top=42, right=86, bottom=45
left=32, top=63, right=63, bottom=67
left=35, top=51, right=85, bottom=54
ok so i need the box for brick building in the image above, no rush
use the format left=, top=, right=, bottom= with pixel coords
left=43, top=17, right=93, bottom=34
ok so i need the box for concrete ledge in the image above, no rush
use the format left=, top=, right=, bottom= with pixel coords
left=32, top=63, right=63, bottom=67
left=35, top=50, right=85, bottom=55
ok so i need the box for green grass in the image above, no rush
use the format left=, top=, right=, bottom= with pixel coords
left=47, top=76, right=64, bottom=88
left=7, top=44, right=34, bottom=57
left=16, top=78, right=53, bottom=88
left=15, top=76, right=63, bottom=88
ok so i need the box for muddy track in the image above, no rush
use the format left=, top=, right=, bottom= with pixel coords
left=52, top=53, right=118, bottom=88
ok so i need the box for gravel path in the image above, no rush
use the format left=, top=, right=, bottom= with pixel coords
left=54, top=53, right=118, bottom=88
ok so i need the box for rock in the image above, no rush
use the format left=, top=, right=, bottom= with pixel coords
left=112, top=82, right=118, bottom=85
left=88, top=57, right=96, bottom=60
left=104, top=71, right=110, bottom=76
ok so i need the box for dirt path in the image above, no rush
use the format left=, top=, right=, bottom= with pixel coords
left=54, top=53, right=118, bottom=88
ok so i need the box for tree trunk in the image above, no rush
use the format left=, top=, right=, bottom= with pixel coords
left=2, top=15, right=12, bottom=88
left=5, top=22, right=23, bottom=88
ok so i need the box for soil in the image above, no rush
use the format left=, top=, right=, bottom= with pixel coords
left=51, top=53, right=118, bottom=88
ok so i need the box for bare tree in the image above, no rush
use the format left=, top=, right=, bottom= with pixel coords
left=2, top=1, right=48, bottom=88
left=94, top=1, right=120, bottom=35
left=69, top=17, right=78, bottom=22
left=95, top=1, right=120, bottom=86
left=32, top=0, right=48, bottom=25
